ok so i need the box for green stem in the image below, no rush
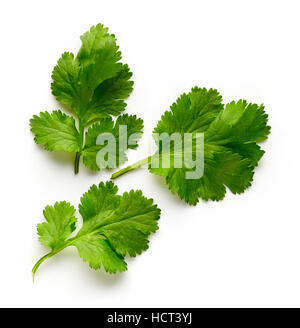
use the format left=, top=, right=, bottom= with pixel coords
left=74, top=121, right=85, bottom=175
left=32, top=233, right=104, bottom=280
left=32, top=241, right=74, bottom=280
left=111, top=156, right=151, bottom=180
left=32, top=251, right=56, bottom=281
left=74, top=152, right=81, bottom=174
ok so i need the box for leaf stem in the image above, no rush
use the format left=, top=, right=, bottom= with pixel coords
left=74, top=121, right=85, bottom=174
left=74, top=152, right=81, bottom=174
left=32, top=241, right=74, bottom=281
left=111, top=156, right=151, bottom=179
left=32, top=251, right=56, bottom=281
left=31, top=234, right=103, bottom=280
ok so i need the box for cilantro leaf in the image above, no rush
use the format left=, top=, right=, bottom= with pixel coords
left=154, top=87, right=224, bottom=135
left=205, top=100, right=270, bottom=144
left=51, top=25, right=123, bottom=120
left=30, top=110, right=81, bottom=152
left=150, top=147, right=254, bottom=204
left=82, top=114, right=143, bottom=170
left=111, top=87, right=271, bottom=205
left=74, top=237, right=127, bottom=272
left=77, top=25, right=122, bottom=87
left=37, top=201, right=77, bottom=251
left=32, top=181, right=160, bottom=278
left=30, top=24, right=140, bottom=173
left=51, top=52, right=82, bottom=114
left=84, top=64, right=134, bottom=124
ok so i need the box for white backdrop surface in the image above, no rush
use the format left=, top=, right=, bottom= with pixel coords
left=0, top=0, right=299, bottom=307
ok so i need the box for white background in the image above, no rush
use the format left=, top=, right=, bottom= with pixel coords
left=0, top=0, right=299, bottom=308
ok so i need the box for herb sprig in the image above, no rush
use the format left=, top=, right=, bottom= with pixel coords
left=30, top=24, right=143, bottom=174
left=33, top=181, right=160, bottom=278
left=111, top=87, right=270, bottom=205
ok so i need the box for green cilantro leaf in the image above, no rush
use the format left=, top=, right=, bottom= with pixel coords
left=111, top=87, right=271, bottom=205
left=84, top=64, right=134, bottom=124
left=32, top=181, right=160, bottom=278
left=153, top=87, right=224, bottom=135
left=205, top=100, right=270, bottom=144
left=82, top=114, right=143, bottom=170
left=30, top=24, right=140, bottom=173
left=37, top=201, right=77, bottom=251
left=50, top=52, right=82, bottom=113
left=30, top=110, right=81, bottom=152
